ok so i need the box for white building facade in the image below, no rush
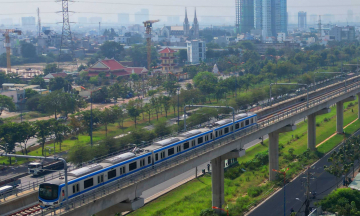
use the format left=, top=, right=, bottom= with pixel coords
left=186, top=40, right=206, bottom=64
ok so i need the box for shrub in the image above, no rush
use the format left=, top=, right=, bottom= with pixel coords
left=247, top=186, right=263, bottom=198
left=324, top=117, right=329, bottom=122
left=295, top=134, right=300, bottom=139
left=316, top=122, right=321, bottom=127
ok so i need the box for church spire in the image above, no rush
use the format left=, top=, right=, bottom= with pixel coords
left=183, top=7, right=190, bottom=36
left=184, top=7, right=189, bottom=24
left=194, top=7, right=198, bottom=24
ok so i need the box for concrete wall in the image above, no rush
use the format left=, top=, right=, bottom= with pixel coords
left=0, top=191, right=37, bottom=215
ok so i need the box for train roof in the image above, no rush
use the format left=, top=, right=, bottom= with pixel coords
left=214, top=119, right=233, bottom=126
left=68, top=164, right=103, bottom=178
left=103, top=152, right=136, bottom=164
left=153, top=138, right=181, bottom=147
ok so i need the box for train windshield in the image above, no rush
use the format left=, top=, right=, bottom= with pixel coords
left=39, top=184, right=58, bottom=200
left=28, top=164, right=39, bottom=168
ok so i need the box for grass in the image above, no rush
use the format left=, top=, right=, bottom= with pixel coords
left=128, top=100, right=360, bottom=216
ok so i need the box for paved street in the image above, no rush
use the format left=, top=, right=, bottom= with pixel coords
left=248, top=131, right=360, bottom=216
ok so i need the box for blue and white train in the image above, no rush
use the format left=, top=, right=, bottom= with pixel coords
left=38, top=112, right=257, bottom=207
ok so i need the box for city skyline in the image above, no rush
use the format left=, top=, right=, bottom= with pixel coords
left=0, top=0, right=360, bottom=26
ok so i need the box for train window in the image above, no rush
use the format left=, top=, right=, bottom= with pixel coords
left=241, top=122, right=244, bottom=127
left=219, top=130, right=223, bottom=136
left=120, top=167, right=125, bottom=175
left=205, top=135, right=208, bottom=142
left=184, top=142, right=189, bottom=149
left=155, top=153, right=159, bottom=161
left=224, top=127, right=229, bottom=134
left=72, top=184, right=79, bottom=193
left=191, top=140, right=195, bottom=147
left=140, top=159, right=145, bottom=167
left=245, top=120, right=249, bottom=125
left=161, top=151, right=165, bottom=159
left=84, top=178, right=94, bottom=189
left=97, top=175, right=104, bottom=184
left=216, top=131, right=218, bottom=137
left=148, top=156, right=151, bottom=164
left=177, top=145, right=181, bottom=152
left=129, top=162, right=137, bottom=171
left=250, top=118, right=253, bottom=124
left=198, top=137, right=203, bottom=144
left=235, top=123, right=240, bottom=129
left=168, top=148, right=174, bottom=156
left=210, top=133, right=213, bottom=139
left=108, top=169, right=116, bottom=179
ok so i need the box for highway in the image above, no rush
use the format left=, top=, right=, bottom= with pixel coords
left=248, top=131, right=360, bottom=216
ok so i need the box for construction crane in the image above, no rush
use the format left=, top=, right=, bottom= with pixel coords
left=143, top=19, right=159, bottom=71
left=0, top=29, right=22, bottom=73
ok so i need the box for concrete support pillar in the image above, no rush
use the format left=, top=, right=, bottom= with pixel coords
left=336, top=101, right=344, bottom=134
left=268, top=125, right=296, bottom=181
left=211, top=156, right=225, bottom=210
left=307, top=108, right=331, bottom=151
left=307, top=113, right=316, bottom=151
left=269, top=132, right=279, bottom=181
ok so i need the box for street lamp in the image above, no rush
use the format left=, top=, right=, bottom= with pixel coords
left=272, top=167, right=289, bottom=216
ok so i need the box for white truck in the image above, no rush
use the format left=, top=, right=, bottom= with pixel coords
left=28, top=161, right=64, bottom=176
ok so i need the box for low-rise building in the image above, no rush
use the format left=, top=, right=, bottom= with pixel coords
left=159, top=47, right=177, bottom=73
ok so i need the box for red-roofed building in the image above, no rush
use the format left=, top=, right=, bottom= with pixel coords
left=85, top=58, right=148, bottom=78
left=159, top=47, right=177, bottom=73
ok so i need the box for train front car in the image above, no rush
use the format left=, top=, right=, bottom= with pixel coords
left=39, top=180, right=62, bottom=208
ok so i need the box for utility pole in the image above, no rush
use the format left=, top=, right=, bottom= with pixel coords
left=305, top=167, right=311, bottom=216
left=37, top=8, right=41, bottom=37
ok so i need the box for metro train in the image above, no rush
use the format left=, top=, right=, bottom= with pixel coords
left=38, top=112, right=257, bottom=207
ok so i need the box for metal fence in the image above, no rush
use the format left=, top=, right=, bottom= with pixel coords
left=39, top=78, right=360, bottom=215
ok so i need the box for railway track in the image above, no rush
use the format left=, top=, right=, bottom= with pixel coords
left=258, top=79, right=360, bottom=123
left=7, top=204, right=41, bottom=216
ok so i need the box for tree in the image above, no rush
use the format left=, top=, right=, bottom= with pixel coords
left=39, top=91, right=63, bottom=119
left=0, top=122, right=22, bottom=164
left=161, top=96, right=171, bottom=117
left=178, top=49, right=187, bottom=64
left=51, top=120, right=70, bottom=152
left=80, top=109, right=101, bottom=137
left=67, top=143, right=92, bottom=165
left=154, top=120, right=171, bottom=137
left=99, top=107, right=116, bottom=137
left=21, top=42, right=37, bottom=59
left=68, top=116, right=84, bottom=137
left=143, top=103, right=153, bottom=123
left=34, top=120, right=52, bottom=155
left=150, top=97, right=161, bottom=121
left=25, top=88, right=39, bottom=99
left=17, top=122, right=36, bottom=155
left=317, top=188, right=360, bottom=215
left=127, top=101, right=141, bottom=128
left=49, top=77, right=72, bottom=92
left=0, top=95, right=15, bottom=116
left=112, top=105, right=126, bottom=128
left=77, top=64, right=87, bottom=72
left=99, top=41, right=125, bottom=60
left=44, top=63, right=62, bottom=76
left=30, top=76, right=46, bottom=89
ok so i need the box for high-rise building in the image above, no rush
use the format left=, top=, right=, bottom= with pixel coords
left=118, top=13, right=129, bottom=24
left=78, top=17, right=87, bottom=24
left=254, top=0, right=262, bottom=30
left=239, top=0, right=254, bottom=33
left=347, top=10, right=353, bottom=23
left=260, top=0, right=287, bottom=39
left=135, top=9, right=149, bottom=24
left=298, top=11, right=307, bottom=29
left=21, top=17, right=36, bottom=26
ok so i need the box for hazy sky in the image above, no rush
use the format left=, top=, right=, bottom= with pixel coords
left=1, top=0, right=360, bottom=25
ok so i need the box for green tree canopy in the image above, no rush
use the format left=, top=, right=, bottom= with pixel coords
left=0, top=95, right=16, bottom=116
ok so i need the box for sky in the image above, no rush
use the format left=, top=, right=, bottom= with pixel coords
left=0, top=0, right=360, bottom=26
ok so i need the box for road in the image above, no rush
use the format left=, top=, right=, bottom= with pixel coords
left=248, top=131, right=360, bottom=216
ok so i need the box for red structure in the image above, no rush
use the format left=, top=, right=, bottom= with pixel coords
left=85, top=58, right=148, bottom=78
left=159, top=47, right=177, bottom=72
